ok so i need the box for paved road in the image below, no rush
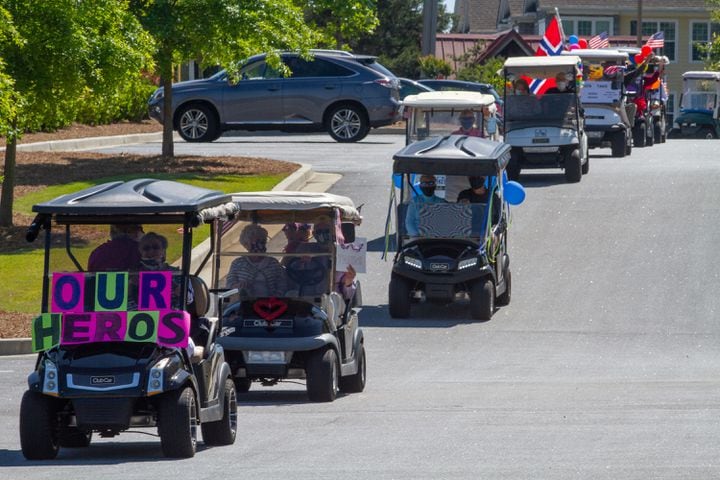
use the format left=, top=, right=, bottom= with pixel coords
left=2, top=133, right=720, bottom=478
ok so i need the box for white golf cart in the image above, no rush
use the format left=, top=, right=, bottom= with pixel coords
left=502, top=55, right=588, bottom=182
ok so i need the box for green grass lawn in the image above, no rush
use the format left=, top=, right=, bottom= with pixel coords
left=2, top=173, right=286, bottom=315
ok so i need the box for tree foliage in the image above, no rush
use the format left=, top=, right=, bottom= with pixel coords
left=454, top=43, right=505, bottom=93
left=418, top=55, right=451, bottom=78
left=302, top=0, right=379, bottom=49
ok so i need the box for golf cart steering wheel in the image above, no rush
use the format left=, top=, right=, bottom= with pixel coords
left=285, top=257, right=327, bottom=287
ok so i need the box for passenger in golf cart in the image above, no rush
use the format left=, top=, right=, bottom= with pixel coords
left=401, top=90, right=499, bottom=145
left=388, top=135, right=525, bottom=321
left=216, top=192, right=366, bottom=403
left=20, top=179, right=238, bottom=460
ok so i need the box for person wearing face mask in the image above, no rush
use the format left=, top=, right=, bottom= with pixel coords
left=405, top=174, right=446, bottom=237
left=546, top=72, right=572, bottom=94
left=226, top=224, right=286, bottom=297
left=452, top=109, right=483, bottom=136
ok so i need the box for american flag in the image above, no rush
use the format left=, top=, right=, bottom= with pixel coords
left=645, top=31, right=664, bottom=49
left=603, top=65, right=625, bottom=76
left=588, top=31, right=609, bottom=49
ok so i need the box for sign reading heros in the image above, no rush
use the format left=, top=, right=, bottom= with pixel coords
left=31, top=271, right=190, bottom=352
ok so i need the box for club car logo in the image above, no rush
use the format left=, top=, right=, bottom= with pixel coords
left=90, top=376, right=115, bottom=385
left=430, top=263, right=449, bottom=271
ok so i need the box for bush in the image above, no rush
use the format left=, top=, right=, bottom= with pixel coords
left=418, top=55, right=452, bottom=79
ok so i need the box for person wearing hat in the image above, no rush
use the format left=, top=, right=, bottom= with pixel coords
left=405, top=174, right=446, bottom=237
left=88, top=223, right=144, bottom=271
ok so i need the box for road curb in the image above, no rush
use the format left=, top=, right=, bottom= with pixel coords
left=2, top=132, right=164, bottom=153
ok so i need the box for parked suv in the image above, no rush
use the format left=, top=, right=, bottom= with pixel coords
left=148, top=51, right=400, bottom=143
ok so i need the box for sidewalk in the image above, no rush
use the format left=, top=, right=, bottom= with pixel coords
left=0, top=133, right=341, bottom=356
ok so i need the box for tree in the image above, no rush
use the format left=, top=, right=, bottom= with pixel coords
left=0, top=0, right=153, bottom=227
left=454, top=43, right=505, bottom=93
left=350, top=0, right=451, bottom=78
left=130, top=0, right=321, bottom=158
left=302, top=0, right=379, bottom=49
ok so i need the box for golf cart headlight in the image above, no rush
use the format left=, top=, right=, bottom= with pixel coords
left=404, top=256, right=423, bottom=269
left=43, top=360, right=59, bottom=396
left=244, top=351, right=288, bottom=364
left=458, top=258, right=478, bottom=270
left=147, top=357, right=170, bottom=396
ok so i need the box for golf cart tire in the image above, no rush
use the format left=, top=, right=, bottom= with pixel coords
left=654, top=123, right=664, bottom=144
left=633, top=124, right=646, bottom=148
left=646, top=123, right=655, bottom=146
left=233, top=377, right=251, bottom=393
left=496, top=269, right=512, bottom=306
left=306, top=347, right=339, bottom=402
left=701, top=128, right=717, bottom=139
left=581, top=156, right=589, bottom=175
left=610, top=131, right=626, bottom=157
left=470, top=279, right=494, bottom=321
left=202, top=378, right=237, bottom=446
left=20, top=390, right=60, bottom=460
left=507, top=150, right=522, bottom=181
left=388, top=276, right=411, bottom=318
left=564, top=149, right=582, bottom=183
left=339, top=343, right=366, bottom=393
left=158, top=386, right=197, bottom=458
left=59, top=427, right=92, bottom=448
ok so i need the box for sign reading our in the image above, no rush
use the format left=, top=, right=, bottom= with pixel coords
left=32, top=271, right=190, bottom=352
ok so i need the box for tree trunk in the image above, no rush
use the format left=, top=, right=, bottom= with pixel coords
left=0, top=120, right=18, bottom=227
left=162, top=74, right=174, bottom=158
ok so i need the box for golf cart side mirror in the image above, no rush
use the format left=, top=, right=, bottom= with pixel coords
left=341, top=223, right=356, bottom=243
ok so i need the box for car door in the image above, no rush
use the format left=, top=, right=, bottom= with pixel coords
left=221, top=58, right=283, bottom=125
left=281, top=55, right=355, bottom=125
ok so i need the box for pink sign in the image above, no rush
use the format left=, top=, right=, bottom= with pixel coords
left=51, top=272, right=86, bottom=313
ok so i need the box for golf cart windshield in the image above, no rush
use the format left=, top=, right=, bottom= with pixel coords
left=681, top=77, right=718, bottom=113
left=505, top=93, right=579, bottom=130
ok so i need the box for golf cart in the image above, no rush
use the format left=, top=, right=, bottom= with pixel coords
left=669, top=71, right=720, bottom=139
left=20, top=179, right=238, bottom=459
left=216, top=192, right=366, bottom=402
left=563, top=49, right=634, bottom=157
left=647, top=55, right=670, bottom=143
left=502, top=55, right=588, bottom=182
left=401, top=90, right=499, bottom=144
left=388, top=135, right=524, bottom=321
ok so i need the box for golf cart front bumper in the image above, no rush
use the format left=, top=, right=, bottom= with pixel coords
left=392, top=263, right=494, bottom=300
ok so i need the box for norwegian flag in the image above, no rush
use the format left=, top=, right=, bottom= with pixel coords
left=645, top=31, right=664, bottom=49
left=588, top=31, right=609, bottom=49
left=536, top=16, right=564, bottom=56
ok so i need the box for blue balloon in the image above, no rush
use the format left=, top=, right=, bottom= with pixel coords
left=569, top=35, right=579, bottom=45
left=504, top=181, right=526, bottom=205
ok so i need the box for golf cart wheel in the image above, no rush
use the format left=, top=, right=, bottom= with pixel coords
left=633, top=124, right=646, bottom=147
left=388, top=276, right=411, bottom=318
left=326, top=103, right=370, bottom=143
left=496, top=269, right=512, bottom=306
left=158, top=386, right=198, bottom=458
left=233, top=377, right=251, bottom=393
left=470, top=279, right=494, bottom=321
left=507, top=149, right=522, bottom=181
left=581, top=156, right=589, bottom=175
left=176, top=103, right=219, bottom=143
left=306, top=347, right=339, bottom=402
left=701, top=128, right=717, bottom=139
left=339, top=343, right=366, bottom=394
left=610, top=131, right=626, bottom=157
left=19, top=390, right=60, bottom=460
left=201, top=378, right=237, bottom=446
left=59, top=427, right=92, bottom=448
left=654, top=123, right=663, bottom=144
left=564, top=149, right=582, bottom=183
left=646, top=123, right=655, bottom=146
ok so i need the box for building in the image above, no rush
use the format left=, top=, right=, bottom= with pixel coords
left=447, top=0, right=720, bottom=120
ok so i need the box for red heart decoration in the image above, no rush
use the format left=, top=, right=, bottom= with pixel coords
left=253, top=297, right=288, bottom=322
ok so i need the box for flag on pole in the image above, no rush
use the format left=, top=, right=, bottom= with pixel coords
left=536, top=16, right=564, bottom=56
left=588, top=31, right=609, bottom=49
left=645, top=31, right=664, bottom=49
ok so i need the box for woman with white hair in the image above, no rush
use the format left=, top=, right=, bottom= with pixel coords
left=226, top=224, right=286, bottom=297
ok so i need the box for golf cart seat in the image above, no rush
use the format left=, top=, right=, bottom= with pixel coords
left=188, top=276, right=217, bottom=362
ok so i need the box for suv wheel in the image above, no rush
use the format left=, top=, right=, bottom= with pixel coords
left=470, top=279, right=494, bottom=321
left=177, top=104, right=219, bottom=142
left=20, top=390, right=60, bottom=460
left=327, top=104, right=369, bottom=142
left=339, top=343, right=366, bottom=393
left=158, top=387, right=197, bottom=458
left=306, top=347, right=339, bottom=402
left=201, top=378, right=237, bottom=446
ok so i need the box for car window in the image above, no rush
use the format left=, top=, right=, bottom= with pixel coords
left=285, top=57, right=354, bottom=78
left=240, top=60, right=281, bottom=80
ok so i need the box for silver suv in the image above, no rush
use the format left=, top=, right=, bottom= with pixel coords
left=148, top=51, right=400, bottom=143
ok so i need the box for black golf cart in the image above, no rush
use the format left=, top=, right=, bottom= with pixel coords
left=388, top=135, right=523, bottom=320
left=20, top=179, right=238, bottom=459
left=216, top=192, right=366, bottom=402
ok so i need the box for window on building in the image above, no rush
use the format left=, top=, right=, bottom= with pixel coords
left=691, top=21, right=720, bottom=62
left=631, top=21, right=676, bottom=61
left=562, top=17, right=614, bottom=37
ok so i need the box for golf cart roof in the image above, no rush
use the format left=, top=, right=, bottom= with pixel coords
left=231, top=191, right=362, bottom=224
left=32, top=179, right=236, bottom=221
left=393, top=135, right=511, bottom=176
left=401, top=91, right=496, bottom=109
left=562, top=49, right=628, bottom=61
left=503, top=55, right=581, bottom=76
left=682, top=71, right=720, bottom=81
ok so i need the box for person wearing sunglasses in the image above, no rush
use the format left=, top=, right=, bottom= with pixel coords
left=138, top=232, right=171, bottom=270
left=226, top=223, right=286, bottom=297
left=405, top=174, right=446, bottom=237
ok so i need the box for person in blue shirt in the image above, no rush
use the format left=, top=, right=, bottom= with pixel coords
left=405, top=174, right=446, bottom=236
